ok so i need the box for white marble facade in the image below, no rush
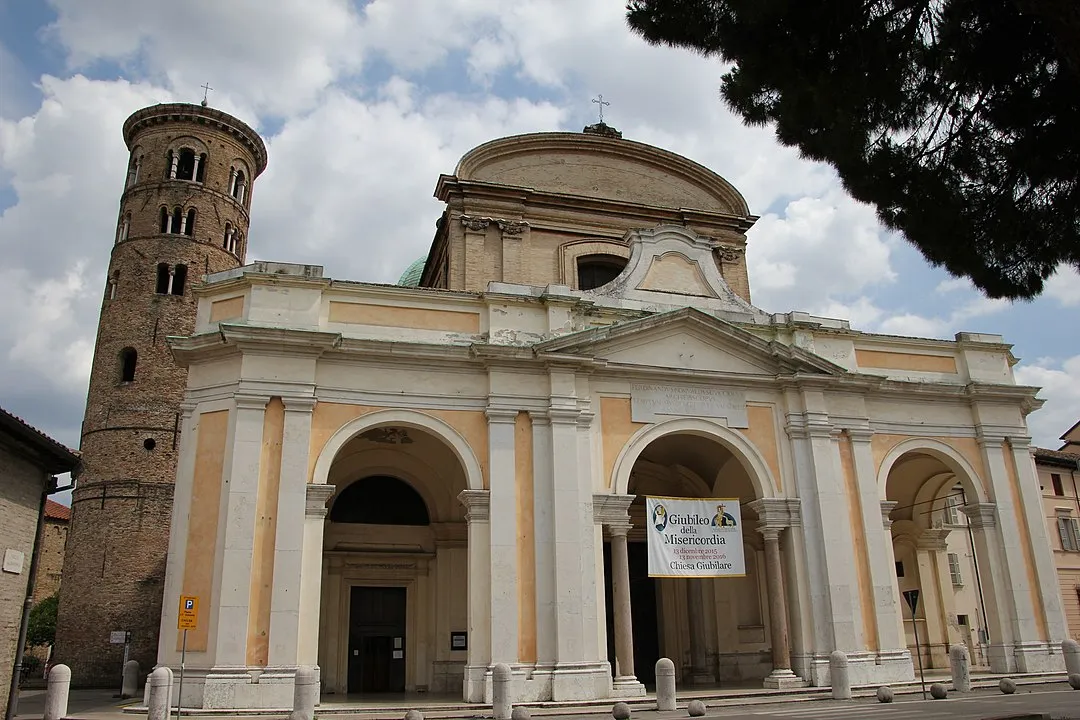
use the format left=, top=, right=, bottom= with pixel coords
left=155, top=131, right=1070, bottom=709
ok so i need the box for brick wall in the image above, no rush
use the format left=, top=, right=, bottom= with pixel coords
left=0, top=440, right=48, bottom=714
left=54, top=104, right=263, bottom=686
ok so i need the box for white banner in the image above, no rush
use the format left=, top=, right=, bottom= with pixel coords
left=645, top=497, right=746, bottom=578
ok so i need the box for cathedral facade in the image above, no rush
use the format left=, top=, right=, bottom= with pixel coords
left=149, top=117, right=1067, bottom=707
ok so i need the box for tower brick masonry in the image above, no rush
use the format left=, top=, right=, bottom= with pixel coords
left=54, top=103, right=267, bottom=686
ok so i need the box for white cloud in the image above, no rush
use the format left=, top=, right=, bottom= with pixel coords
left=1015, top=355, right=1080, bottom=449
left=44, top=0, right=364, bottom=117
left=1045, top=265, right=1080, bottom=307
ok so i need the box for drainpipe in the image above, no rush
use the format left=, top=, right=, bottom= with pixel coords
left=5, top=475, right=61, bottom=720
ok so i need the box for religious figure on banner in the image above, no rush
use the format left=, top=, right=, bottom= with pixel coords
left=652, top=503, right=668, bottom=531
left=711, top=503, right=738, bottom=527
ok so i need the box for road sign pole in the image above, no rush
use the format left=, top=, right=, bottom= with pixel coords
left=903, top=589, right=927, bottom=700
left=176, top=630, right=186, bottom=720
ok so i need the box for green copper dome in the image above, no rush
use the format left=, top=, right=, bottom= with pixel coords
left=397, top=257, right=427, bottom=287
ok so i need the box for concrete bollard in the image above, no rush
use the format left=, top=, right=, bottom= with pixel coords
left=949, top=644, right=971, bottom=692
left=511, top=707, right=531, bottom=720
left=1068, top=673, right=1080, bottom=690
left=1064, top=639, right=1080, bottom=676
left=405, top=710, right=424, bottom=720
left=290, top=665, right=319, bottom=720
left=122, top=660, right=140, bottom=699
left=492, top=663, right=513, bottom=720
left=686, top=699, right=706, bottom=717
left=876, top=686, right=893, bottom=703
left=43, top=664, right=71, bottom=720
left=999, top=677, right=1016, bottom=695
left=655, top=657, right=676, bottom=711
left=147, top=667, right=172, bottom=720
left=829, top=651, right=851, bottom=700
left=611, top=702, right=631, bottom=720
left=929, top=682, right=947, bottom=700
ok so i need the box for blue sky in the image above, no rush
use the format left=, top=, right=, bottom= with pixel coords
left=1, top=0, right=1077, bottom=474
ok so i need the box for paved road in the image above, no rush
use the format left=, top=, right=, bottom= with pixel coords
left=709, top=685, right=1078, bottom=719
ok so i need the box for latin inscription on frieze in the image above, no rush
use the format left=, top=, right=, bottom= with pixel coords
left=630, top=383, right=748, bottom=427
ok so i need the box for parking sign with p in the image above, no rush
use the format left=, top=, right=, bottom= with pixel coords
left=178, top=595, right=199, bottom=630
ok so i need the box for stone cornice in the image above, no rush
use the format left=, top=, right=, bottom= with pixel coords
left=306, top=484, right=336, bottom=518
left=458, top=489, right=490, bottom=522
left=593, top=493, right=634, bottom=528
left=881, top=501, right=898, bottom=528
left=123, top=102, right=268, bottom=176
left=748, top=498, right=802, bottom=529
left=963, top=503, right=997, bottom=529
left=220, top=324, right=342, bottom=356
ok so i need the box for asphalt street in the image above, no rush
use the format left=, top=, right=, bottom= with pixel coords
left=707, top=685, right=1078, bottom=719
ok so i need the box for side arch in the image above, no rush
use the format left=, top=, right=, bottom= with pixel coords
left=610, top=416, right=776, bottom=499
left=312, top=408, right=485, bottom=491
left=876, top=437, right=988, bottom=504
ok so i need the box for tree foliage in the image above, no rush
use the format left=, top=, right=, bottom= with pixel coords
left=627, top=0, right=1080, bottom=299
left=27, top=593, right=59, bottom=647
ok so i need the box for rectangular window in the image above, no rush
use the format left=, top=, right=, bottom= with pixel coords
left=957, top=614, right=968, bottom=627
left=948, top=552, right=963, bottom=586
left=1051, top=473, right=1064, bottom=496
left=943, top=495, right=959, bottom=526
left=895, top=561, right=904, bottom=578
left=1057, top=516, right=1080, bottom=552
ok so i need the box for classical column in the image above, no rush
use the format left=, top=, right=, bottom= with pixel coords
left=191, top=153, right=201, bottom=182
left=486, top=408, right=519, bottom=666
left=497, top=219, right=528, bottom=284
left=914, top=529, right=952, bottom=669
left=460, top=216, right=490, bottom=291
left=459, top=489, right=491, bottom=702
left=169, top=151, right=179, bottom=179
left=609, top=523, right=635, bottom=682
left=962, top=503, right=1013, bottom=672
left=760, top=527, right=799, bottom=688
left=686, top=579, right=711, bottom=684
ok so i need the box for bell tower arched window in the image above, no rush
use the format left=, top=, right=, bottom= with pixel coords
left=176, top=149, right=196, bottom=181
left=577, top=255, right=627, bottom=290
left=184, top=208, right=196, bottom=236
left=172, top=264, right=187, bottom=296
left=229, top=167, right=247, bottom=204
left=159, top=207, right=169, bottom=233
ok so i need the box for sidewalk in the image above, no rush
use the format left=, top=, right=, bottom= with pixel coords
left=12, top=670, right=1070, bottom=720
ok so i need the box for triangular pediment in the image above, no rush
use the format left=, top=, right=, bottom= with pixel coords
left=535, top=307, right=846, bottom=377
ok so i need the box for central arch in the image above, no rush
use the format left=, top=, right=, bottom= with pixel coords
left=604, top=420, right=779, bottom=689
left=316, top=410, right=480, bottom=697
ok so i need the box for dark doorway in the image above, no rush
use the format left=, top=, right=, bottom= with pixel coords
left=348, top=586, right=407, bottom=694
left=603, top=541, right=660, bottom=687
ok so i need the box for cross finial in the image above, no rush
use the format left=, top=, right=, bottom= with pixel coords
left=592, top=94, right=610, bottom=124
left=200, top=82, right=213, bottom=107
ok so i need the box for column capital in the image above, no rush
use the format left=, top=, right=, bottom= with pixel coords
left=485, top=407, right=519, bottom=424
left=962, top=502, right=997, bottom=529
left=458, top=489, right=491, bottom=523
left=845, top=427, right=874, bottom=443
left=528, top=410, right=551, bottom=426
left=748, top=497, right=802, bottom=530
left=577, top=409, right=595, bottom=428
left=548, top=407, right=580, bottom=426
left=282, top=396, right=317, bottom=413
left=880, top=500, right=898, bottom=529
left=179, top=401, right=200, bottom=418
left=235, top=394, right=271, bottom=411
left=496, top=219, right=529, bottom=235
left=460, top=215, right=491, bottom=232
left=1006, top=435, right=1033, bottom=451
left=305, top=483, right=336, bottom=518
left=593, top=493, right=634, bottom=525
left=915, top=527, right=951, bottom=551
left=758, top=526, right=783, bottom=542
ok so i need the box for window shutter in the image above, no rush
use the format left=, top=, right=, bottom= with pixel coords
left=948, top=552, right=962, bottom=586
left=1070, top=519, right=1080, bottom=552
left=1059, top=518, right=1072, bottom=551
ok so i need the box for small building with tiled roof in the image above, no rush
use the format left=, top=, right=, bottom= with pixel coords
left=0, top=406, right=79, bottom=716
left=1032, top=431, right=1080, bottom=640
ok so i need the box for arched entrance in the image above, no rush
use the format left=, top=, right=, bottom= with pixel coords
left=317, top=417, right=474, bottom=697
left=882, top=443, right=993, bottom=671
left=604, top=420, right=795, bottom=690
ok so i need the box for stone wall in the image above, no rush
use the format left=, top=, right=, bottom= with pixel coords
left=0, top=440, right=48, bottom=713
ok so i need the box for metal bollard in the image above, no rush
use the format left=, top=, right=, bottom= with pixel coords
left=830, top=651, right=851, bottom=700
left=655, top=658, right=676, bottom=711
left=43, top=664, right=71, bottom=720
left=949, top=644, right=971, bottom=692
left=147, top=667, right=172, bottom=720
left=290, top=665, right=319, bottom=720
left=492, top=663, right=512, bottom=720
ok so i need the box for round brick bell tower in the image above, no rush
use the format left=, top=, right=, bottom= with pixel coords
left=54, top=102, right=267, bottom=685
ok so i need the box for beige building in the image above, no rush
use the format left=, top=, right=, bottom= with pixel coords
left=1033, top=434, right=1080, bottom=639
left=0, top=408, right=80, bottom=717
left=139, top=118, right=1073, bottom=709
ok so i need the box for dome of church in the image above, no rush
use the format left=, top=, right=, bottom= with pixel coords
left=397, top=257, right=426, bottom=287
